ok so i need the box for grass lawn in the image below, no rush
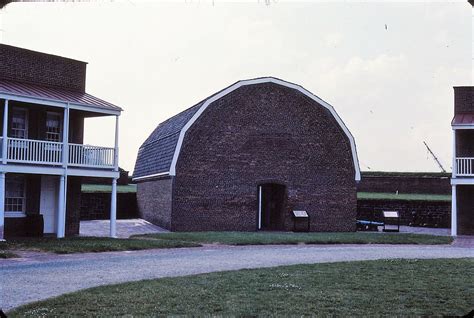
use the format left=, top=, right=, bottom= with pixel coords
left=8, top=259, right=473, bottom=317
left=0, top=232, right=451, bottom=256
left=0, top=237, right=200, bottom=254
left=81, top=183, right=137, bottom=193
left=134, top=231, right=453, bottom=245
left=357, top=192, right=451, bottom=202
left=0, top=250, right=19, bottom=258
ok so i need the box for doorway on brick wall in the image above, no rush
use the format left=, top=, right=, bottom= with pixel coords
left=258, top=183, right=286, bottom=231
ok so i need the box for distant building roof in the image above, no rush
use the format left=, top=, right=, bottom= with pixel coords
left=0, top=79, right=122, bottom=113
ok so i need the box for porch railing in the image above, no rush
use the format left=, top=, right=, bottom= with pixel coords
left=455, top=157, right=474, bottom=176
left=68, top=143, right=115, bottom=168
left=7, top=137, right=63, bottom=164
left=0, top=137, right=115, bottom=169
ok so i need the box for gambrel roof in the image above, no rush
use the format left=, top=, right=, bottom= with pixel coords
left=133, top=77, right=361, bottom=181
left=133, top=102, right=203, bottom=178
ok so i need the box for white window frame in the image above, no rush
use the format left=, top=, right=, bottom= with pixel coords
left=10, top=107, right=29, bottom=139
left=5, top=175, right=27, bottom=218
left=45, top=111, right=62, bottom=142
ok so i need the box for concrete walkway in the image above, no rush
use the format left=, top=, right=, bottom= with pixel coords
left=1, top=244, right=473, bottom=311
left=375, top=225, right=450, bottom=236
left=79, top=219, right=168, bottom=238
left=80, top=219, right=451, bottom=238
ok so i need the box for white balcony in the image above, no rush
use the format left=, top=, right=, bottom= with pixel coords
left=0, top=137, right=115, bottom=169
left=69, top=143, right=115, bottom=168
left=455, top=157, right=474, bottom=177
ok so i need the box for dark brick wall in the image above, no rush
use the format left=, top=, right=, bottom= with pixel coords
left=80, top=192, right=138, bottom=220
left=69, top=110, right=85, bottom=144
left=454, top=86, right=474, bottom=114
left=137, top=177, right=173, bottom=229
left=82, top=170, right=131, bottom=185
left=4, top=218, right=27, bottom=238
left=357, top=172, right=451, bottom=195
left=25, top=174, right=41, bottom=214
left=357, top=199, right=451, bottom=228
left=66, top=177, right=82, bottom=236
left=456, top=130, right=474, bottom=157
left=169, top=83, right=357, bottom=232
left=0, top=44, right=87, bottom=92
left=457, top=185, right=474, bottom=235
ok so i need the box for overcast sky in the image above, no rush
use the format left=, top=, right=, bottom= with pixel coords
left=1, top=1, right=471, bottom=173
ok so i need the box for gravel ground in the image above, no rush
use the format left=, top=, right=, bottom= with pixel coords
left=1, top=244, right=473, bottom=311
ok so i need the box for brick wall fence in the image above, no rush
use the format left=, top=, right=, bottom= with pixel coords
left=357, top=199, right=451, bottom=228
left=80, top=193, right=138, bottom=220
left=357, top=172, right=451, bottom=195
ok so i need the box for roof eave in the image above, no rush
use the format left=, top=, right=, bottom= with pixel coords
left=0, top=91, right=122, bottom=116
left=132, top=171, right=171, bottom=182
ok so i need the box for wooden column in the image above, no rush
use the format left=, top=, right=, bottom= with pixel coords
left=57, top=105, right=69, bottom=238
left=2, top=99, right=8, bottom=164
left=114, top=115, right=119, bottom=172
left=451, top=184, right=457, bottom=237
left=110, top=115, right=119, bottom=237
left=0, top=172, right=5, bottom=241
left=452, top=129, right=456, bottom=177
left=110, top=178, right=117, bottom=238
left=57, top=175, right=66, bottom=238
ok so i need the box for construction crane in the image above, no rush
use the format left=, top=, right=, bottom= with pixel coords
left=423, top=141, right=446, bottom=173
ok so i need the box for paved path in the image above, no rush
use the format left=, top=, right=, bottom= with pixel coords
left=80, top=219, right=451, bottom=239
left=2, top=244, right=473, bottom=311
left=79, top=219, right=168, bottom=238
left=378, top=225, right=450, bottom=236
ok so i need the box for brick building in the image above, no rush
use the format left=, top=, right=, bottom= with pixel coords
left=451, top=86, right=474, bottom=235
left=0, top=44, right=122, bottom=239
left=133, top=77, right=360, bottom=232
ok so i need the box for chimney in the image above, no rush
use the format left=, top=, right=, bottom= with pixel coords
left=454, top=87, right=474, bottom=114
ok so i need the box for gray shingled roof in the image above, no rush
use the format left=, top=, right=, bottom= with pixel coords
left=133, top=77, right=361, bottom=181
left=133, top=78, right=272, bottom=179
left=133, top=102, right=203, bottom=178
left=133, top=78, right=244, bottom=179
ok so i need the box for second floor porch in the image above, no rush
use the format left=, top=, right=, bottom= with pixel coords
left=455, top=157, right=474, bottom=177
left=452, top=124, right=474, bottom=178
left=0, top=137, right=115, bottom=169
left=0, top=80, right=122, bottom=173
